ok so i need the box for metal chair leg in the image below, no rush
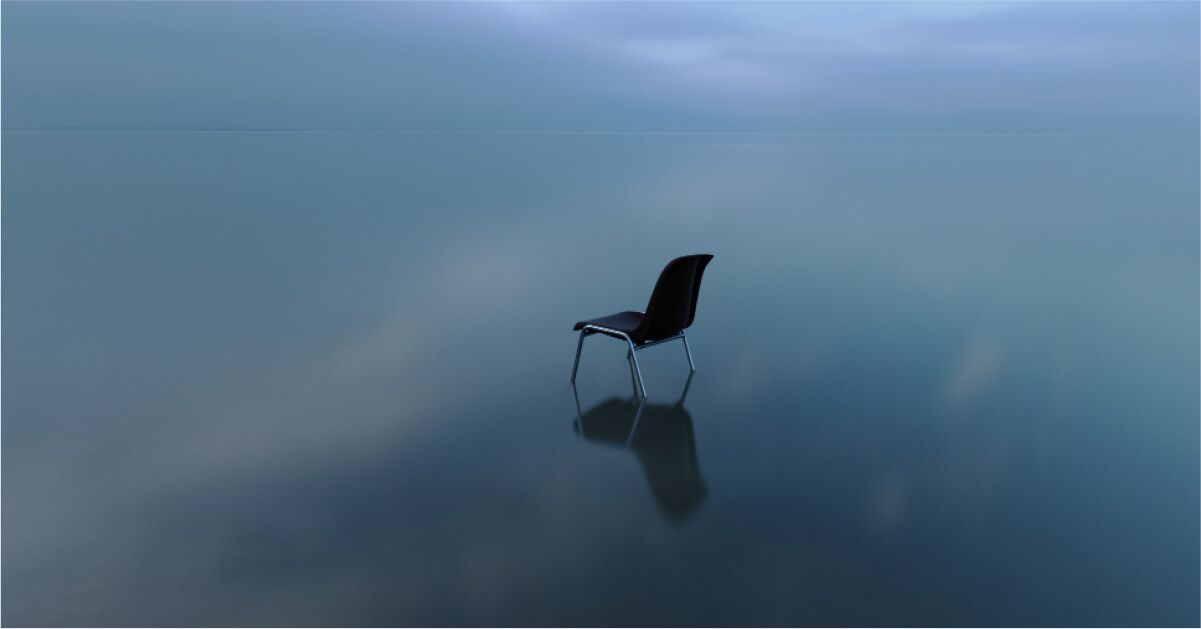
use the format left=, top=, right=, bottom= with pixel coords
left=570, top=330, right=587, bottom=383
left=624, top=398, right=647, bottom=448
left=571, top=383, right=586, bottom=438
left=571, top=324, right=654, bottom=398
left=626, top=339, right=648, bottom=399
left=677, top=370, right=694, bottom=405
left=682, top=333, right=696, bottom=372
left=627, top=351, right=640, bottom=398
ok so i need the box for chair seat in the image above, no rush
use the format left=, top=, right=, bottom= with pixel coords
left=573, top=311, right=644, bottom=335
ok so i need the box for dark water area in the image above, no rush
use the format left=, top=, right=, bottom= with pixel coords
left=3, top=131, right=1197, bottom=626
left=3, top=1, right=1199, bottom=626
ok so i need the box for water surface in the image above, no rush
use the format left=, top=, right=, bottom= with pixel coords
left=3, top=2, right=1199, bottom=626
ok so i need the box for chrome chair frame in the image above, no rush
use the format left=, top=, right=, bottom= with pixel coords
left=569, top=323, right=695, bottom=399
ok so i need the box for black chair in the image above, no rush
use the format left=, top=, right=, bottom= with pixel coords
left=570, top=254, right=713, bottom=398
left=572, top=374, right=707, bottom=523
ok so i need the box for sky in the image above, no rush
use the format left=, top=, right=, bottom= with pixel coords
left=3, top=1, right=1198, bottom=136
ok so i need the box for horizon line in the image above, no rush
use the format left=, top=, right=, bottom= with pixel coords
left=2, top=127, right=1196, bottom=140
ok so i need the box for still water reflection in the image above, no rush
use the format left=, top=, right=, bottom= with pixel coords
left=2, top=128, right=1198, bottom=628
left=574, top=374, right=707, bottom=524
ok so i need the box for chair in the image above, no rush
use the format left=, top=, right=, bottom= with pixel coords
left=570, top=254, right=713, bottom=398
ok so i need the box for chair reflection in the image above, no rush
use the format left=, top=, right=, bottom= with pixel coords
left=572, top=373, right=707, bottom=523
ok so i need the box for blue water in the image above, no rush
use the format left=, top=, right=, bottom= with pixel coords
left=3, top=2, right=1198, bottom=626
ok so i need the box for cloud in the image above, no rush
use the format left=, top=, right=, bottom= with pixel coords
left=3, top=2, right=1195, bottom=135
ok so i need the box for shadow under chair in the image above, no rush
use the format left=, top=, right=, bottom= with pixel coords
left=572, top=374, right=707, bottom=523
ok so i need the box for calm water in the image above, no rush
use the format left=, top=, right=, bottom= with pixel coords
left=3, top=2, right=1199, bottom=627
left=4, top=131, right=1197, bottom=626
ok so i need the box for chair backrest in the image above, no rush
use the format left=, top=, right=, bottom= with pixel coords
left=633, top=254, right=713, bottom=344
